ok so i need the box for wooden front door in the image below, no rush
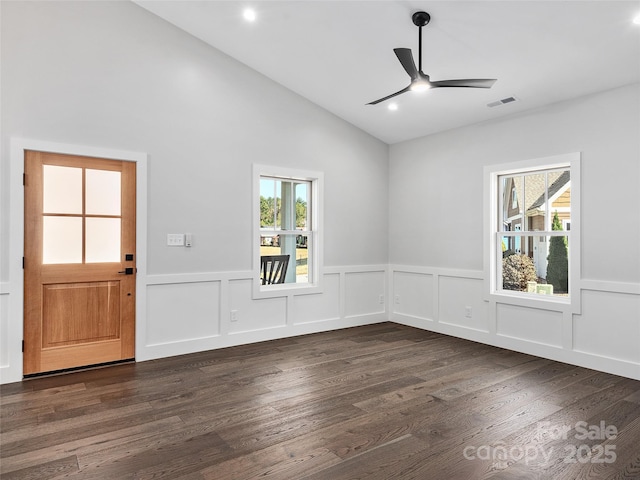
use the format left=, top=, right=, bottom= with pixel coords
left=24, top=150, right=136, bottom=375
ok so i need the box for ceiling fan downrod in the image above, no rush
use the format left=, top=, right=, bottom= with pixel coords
left=412, top=11, right=431, bottom=73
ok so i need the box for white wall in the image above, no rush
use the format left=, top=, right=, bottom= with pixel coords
left=2, top=1, right=638, bottom=384
left=389, top=83, right=640, bottom=380
left=0, top=1, right=389, bottom=383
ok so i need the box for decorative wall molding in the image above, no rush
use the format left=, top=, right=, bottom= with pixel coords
left=580, top=279, right=640, bottom=295
left=139, top=266, right=388, bottom=363
left=389, top=264, right=640, bottom=381
left=3, top=263, right=638, bottom=384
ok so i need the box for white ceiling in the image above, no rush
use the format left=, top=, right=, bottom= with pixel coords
left=135, top=1, right=640, bottom=144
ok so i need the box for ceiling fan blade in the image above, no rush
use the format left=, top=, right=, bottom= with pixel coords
left=393, top=48, right=418, bottom=80
left=366, top=85, right=411, bottom=105
left=429, top=78, right=497, bottom=89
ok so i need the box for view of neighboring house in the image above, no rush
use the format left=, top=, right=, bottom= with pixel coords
left=502, top=170, right=571, bottom=279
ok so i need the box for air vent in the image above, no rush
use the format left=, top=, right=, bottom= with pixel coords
left=487, top=96, right=518, bottom=108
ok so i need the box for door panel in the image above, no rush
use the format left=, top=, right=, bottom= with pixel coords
left=24, top=150, right=136, bottom=375
left=42, top=282, right=121, bottom=346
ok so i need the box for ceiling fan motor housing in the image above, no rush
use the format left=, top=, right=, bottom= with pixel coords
left=412, top=11, right=431, bottom=27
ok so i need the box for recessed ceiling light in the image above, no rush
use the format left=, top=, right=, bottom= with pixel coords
left=388, top=103, right=398, bottom=111
left=633, top=13, right=640, bottom=25
left=243, top=8, right=257, bottom=22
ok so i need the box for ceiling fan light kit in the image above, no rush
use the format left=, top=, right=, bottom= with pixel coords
left=367, top=11, right=497, bottom=105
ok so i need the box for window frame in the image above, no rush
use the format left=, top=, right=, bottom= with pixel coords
left=252, top=164, right=323, bottom=298
left=484, top=152, right=581, bottom=312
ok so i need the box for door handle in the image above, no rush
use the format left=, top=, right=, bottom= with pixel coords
left=118, top=267, right=136, bottom=275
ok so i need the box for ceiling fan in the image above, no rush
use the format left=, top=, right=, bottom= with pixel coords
left=367, top=11, right=497, bottom=105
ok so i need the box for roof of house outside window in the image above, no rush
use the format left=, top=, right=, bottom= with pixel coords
left=528, top=170, right=570, bottom=211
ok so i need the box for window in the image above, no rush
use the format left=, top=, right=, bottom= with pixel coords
left=253, top=165, right=323, bottom=296
left=42, top=165, right=122, bottom=264
left=485, top=153, right=580, bottom=306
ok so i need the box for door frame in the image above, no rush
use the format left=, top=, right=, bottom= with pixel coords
left=5, top=138, right=147, bottom=383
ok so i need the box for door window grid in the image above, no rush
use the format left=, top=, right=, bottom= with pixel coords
left=42, top=165, right=122, bottom=264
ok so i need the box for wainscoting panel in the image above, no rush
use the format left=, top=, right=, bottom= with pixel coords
left=130, top=267, right=387, bottom=367
left=228, top=279, right=287, bottom=334
left=390, top=265, right=640, bottom=380
left=496, top=303, right=563, bottom=347
left=573, top=290, right=640, bottom=363
left=439, top=275, right=488, bottom=332
left=146, top=281, right=221, bottom=345
left=292, top=273, right=341, bottom=325
left=392, top=270, right=434, bottom=321
left=344, top=270, right=386, bottom=318
left=4, top=264, right=639, bottom=383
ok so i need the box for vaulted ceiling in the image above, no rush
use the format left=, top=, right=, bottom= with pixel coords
left=135, top=1, right=640, bottom=144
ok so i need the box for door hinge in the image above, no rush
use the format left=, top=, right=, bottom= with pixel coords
left=22, top=257, right=25, bottom=269
left=23, top=173, right=26, bottom=186
left=22, top=340, right=24, bottom=352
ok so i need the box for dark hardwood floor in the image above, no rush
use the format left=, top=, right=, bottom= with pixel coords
left=1, top=323, right=639, bottom=479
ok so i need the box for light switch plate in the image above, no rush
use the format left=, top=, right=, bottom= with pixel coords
left=167, top=234, right=185, bottom=246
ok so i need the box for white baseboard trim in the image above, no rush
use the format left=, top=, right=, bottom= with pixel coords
left=138, top=315, right=387, bottom=362
left=392, top=313, right=640, bottom=381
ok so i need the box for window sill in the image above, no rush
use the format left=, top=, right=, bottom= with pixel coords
left=252, top=280, right=323, bottom=299
left=488, top=289, right=574, bottom=313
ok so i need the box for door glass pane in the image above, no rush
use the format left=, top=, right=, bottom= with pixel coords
left=86, top=169, right=121, bottom=215
left=43, top=216, right=82, bottom=264
left=86, top=218, right=121, bottom=263
left=43, top=165, right=82, bottom=214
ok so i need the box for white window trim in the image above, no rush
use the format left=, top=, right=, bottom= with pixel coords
left=252, top=164, right=324, bottom=299
left=483, top=152, right=581, bottom=314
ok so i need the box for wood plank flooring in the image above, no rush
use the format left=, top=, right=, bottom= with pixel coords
left=2, top=323, right=639, bottom=479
